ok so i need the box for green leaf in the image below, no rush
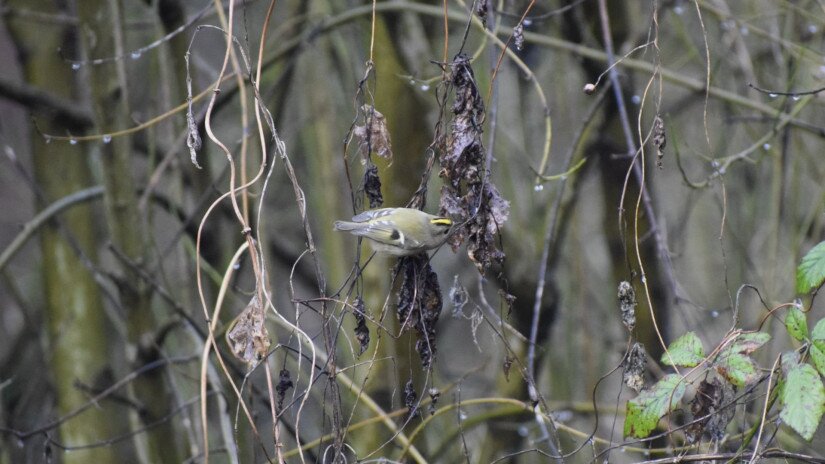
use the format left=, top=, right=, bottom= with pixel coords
left=715, top=353, right=760, bottom=387
left=785, top=307, right=808, bottom=342
left=812, top=319, right=825, bottom=342
left=624, top=374, right=686, bottom=438
left=810, top=344, right=825, bottom=377
left=797, top=241, right=825, bottom=294
left=727, top=332, right=771, bottom=354
left=812, top=319, right=825, bottom=354
left=781, top=363, right=825, bottom=441
left=662, top=332, right=704, bottom=367
left=713, top=332, right=770, bottom=387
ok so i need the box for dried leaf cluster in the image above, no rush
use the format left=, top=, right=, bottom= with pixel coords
left=352, top=105, right=391, bottom=208
left=397, top=255, right=443, bottom=369
left=439, top=53, right=509, bottom=274
left=353, top=296, right=370, bottom=356
left=685, top=377, right=735, bottom=443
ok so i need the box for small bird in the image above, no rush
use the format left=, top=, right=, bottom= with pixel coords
left=333, top=207, right=453, bottom=256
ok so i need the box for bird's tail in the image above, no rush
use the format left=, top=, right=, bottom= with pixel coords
left=333, top=220, right=358, bottom=232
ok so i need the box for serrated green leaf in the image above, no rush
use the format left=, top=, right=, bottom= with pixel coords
left=715, top=353, right=759, bottom=387
left=812, top=319, right=825, bottom=342
left=662, top=332, right=704, bottom=367
left=713, top=332, right=770, bottom=387
left=785, top=307, right=808, bottom=342
left=624, top=374, right=686, bottom=438
left=780, top=364, right=825, bottom=441
left=797, top=241, right=825, bottom=294
left=727, top=332, right=771, bottom=355
left=810, top=344, right=825, bottom=377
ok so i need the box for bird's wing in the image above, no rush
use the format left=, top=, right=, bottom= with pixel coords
left=350, top=208, right=393, bottom=223
left=356, top=221, right=399, bottom=242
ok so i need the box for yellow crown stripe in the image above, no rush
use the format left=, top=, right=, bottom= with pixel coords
left=430, top=218, right=452, bottom=225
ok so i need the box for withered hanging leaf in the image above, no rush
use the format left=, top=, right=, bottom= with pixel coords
left=363, top=164, right=383, bottom=208
left=186, top=106, right=202, bottom=169
left=439, top=53, right=509, bottom=274
left=475, top=1, right=488, bottom=26
left=653, top=116, right=666, bottom=169
left=686, top=377, right=735, bottom=444
left=618, top=281, right=637, bottom=331
left=441, top=54, right=484, bottom=187
left=404, top=378, right=419, bottom=418
left=465, top=184, right=509, bottom=273
left=623, top=342, right=647, bottom=392
left=226, top=294, right=270, bottom=368
left=353, top=105, right=392, bottom=162
left=450, top=54, right=484, bottom=124
left=353, top=297, right=370, bottom=356
left=397, top=255, right=443, bottom=369
left=276, top=369, right=294, bottom=412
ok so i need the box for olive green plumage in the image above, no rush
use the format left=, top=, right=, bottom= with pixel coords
left=333, top=208, right=452, bottom=256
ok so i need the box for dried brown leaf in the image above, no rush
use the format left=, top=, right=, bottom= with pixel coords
left=276, top=369, right=293, bottom=412
left=686, top=377, right=735, bottom=443
left=623, top=342, right=647, bottom=392
left=618, top=281, right=637, bottom=331
left=404, top=378, right=418, bottom=418
left=226, top=294, right=270, bottom=368
left=397, top=255, right=443, bottom=368
left=363, top=164, right=383, bottom=209
left=353, top=297, right=370, bottom=356
left=354, top=105, right=392, bottom=162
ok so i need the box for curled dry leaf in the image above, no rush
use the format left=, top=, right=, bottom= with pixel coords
left=353, top=105, right=393, bottom=162
left=618, top=281, right=637, bottom=331
left=475, top=1, right=488, bottom=26
left=397, top=255, right=443, bottom=369
left=363, top=164, right=383, bottom=209
left=276, top=369, right=293, bottom=412
left=653, top=116, right=666, bottom=168
left=623, top=342, right=647, bottom=392
left=353, top=297, right=370, bottom=356
left=404, top=378, right=418, bottom=418
left=226, top=294, right=270, bottom=369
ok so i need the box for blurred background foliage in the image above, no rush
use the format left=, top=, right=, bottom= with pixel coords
left=1, top=0, right=825, bottom=462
